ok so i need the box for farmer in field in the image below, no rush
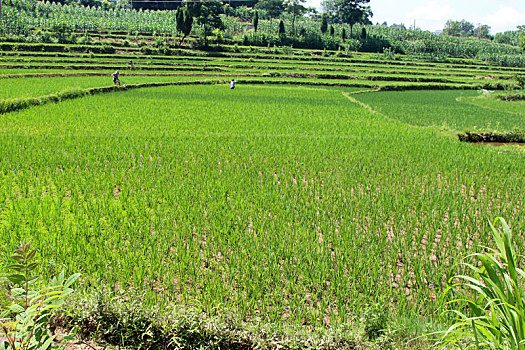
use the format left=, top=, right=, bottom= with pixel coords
left=230, top=79, right=236, bottom=89
left=112, top=70, right=121, bottom=86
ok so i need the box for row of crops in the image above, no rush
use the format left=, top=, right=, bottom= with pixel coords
left=1, top=0, right=524, bottom=66
left=0, top=41, right=524, bottom=97
left=0, top=53, right=523, bottom=95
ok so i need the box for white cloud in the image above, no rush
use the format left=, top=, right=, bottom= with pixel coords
left=406, top=1, right=455, bottom=21
left=484, top=6, right=525, bottom=32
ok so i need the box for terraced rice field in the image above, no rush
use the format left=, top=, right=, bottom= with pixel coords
left=353, top=90, right=525, bottom=132
left=1, top=44, right=524, bottom=344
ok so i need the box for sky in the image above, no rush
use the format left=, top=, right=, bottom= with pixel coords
left=303, top=0, right=525, bottom=34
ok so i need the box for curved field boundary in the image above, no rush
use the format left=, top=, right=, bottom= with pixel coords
left=0, top=79, right=491, bottom=116
left=342, top=91, right=385, bottom=118
left=0, top=80, right=225, bottom=115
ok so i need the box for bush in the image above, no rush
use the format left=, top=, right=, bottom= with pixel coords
left=0, top=242, right=80, bottom=350
left=360, top=35, right=391, bottom=53
left=362, top=303, right=388, bottom=340
left=140, top=46, right=157, bottom=55
left=515, top=75, right=525, bottom=89
left=101, top=44, right=115, bottom=54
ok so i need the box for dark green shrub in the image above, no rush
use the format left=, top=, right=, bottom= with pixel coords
left=362, top=303, right=388, bottom=341
left=516, top=75, right=525, bottom=89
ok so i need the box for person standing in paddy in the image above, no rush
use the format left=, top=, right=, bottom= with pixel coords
left=112, top=70, right=121, bottom=86
left=230, top=79, right=236, bottom=89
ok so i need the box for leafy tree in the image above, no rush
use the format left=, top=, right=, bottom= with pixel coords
left=284, top=0, right=307, bottom=37
left=305, top=6, right=317, bottom=16
left=176, top=7, right=184, bottom=35
left=79, top=0, right=101, bottom=7
left=194, top=1, right=225, bottom=46
left=178, top=7, right=193, bottom=46
left=390, top=23, right=406, bottom=30
left=186, top=1, right=203, bottom=18
left=278, top=19, right=286, bottom=36
left=255, top=0, right=284, bottom=35
left=474, top=24, right=491, bottom=39
left=255, top=0, right=284, bottom=18
left=443, top=19, right=474, bottom=37
left=322, top=0, right=372, bottom=38
left=299, top=27, right=307, bottom=37
left=495, top=28, right=524, bottom=46
left=518, top=26, right=525, bottom=53
left=253, top=10, right=259, bottom=32
left=320, top=13, right=328, bottom=34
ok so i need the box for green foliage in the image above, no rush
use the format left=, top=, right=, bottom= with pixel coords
left=474, top=24, right=492, bottom=39
left=180, top=7, right=193, bottom=46
left=320, top=13, right=328, bottom=34
left=253, top=10, right=259, bottom=33
left=437, top=218, right=525, bottom=349
left=362, top=303, right=388, bottom=340
left=324, top=0, right=372, bottom=36
left=284, top=0, right=307, bottom=37
left=382, top=46, right=395, bottom=60
left=516, top=75, right=525, bottom=89
left=0, top=243, right=80, bottom=350
left=194, top=1, right=224, bottom=46
left=443, top=19, right=475, bottom=37
left=175, top=7, right=184, bottom=35
left=521, top=36, right=525, bottom=53
left=254, top=0, right=284, bottom=19
left=50, top=23, right=73, bottom=44
left=3, top=0, right=523, bottom=58
left=278, top=19, right=286, bottom=36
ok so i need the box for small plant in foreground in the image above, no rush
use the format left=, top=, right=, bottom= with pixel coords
left=362, top=302, right=389, bottom=341
left=436, top=218, right=525, bottom=349
left=515, top=75, right=525, bottom=90
left=0, top=243, right=80, bottom=350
